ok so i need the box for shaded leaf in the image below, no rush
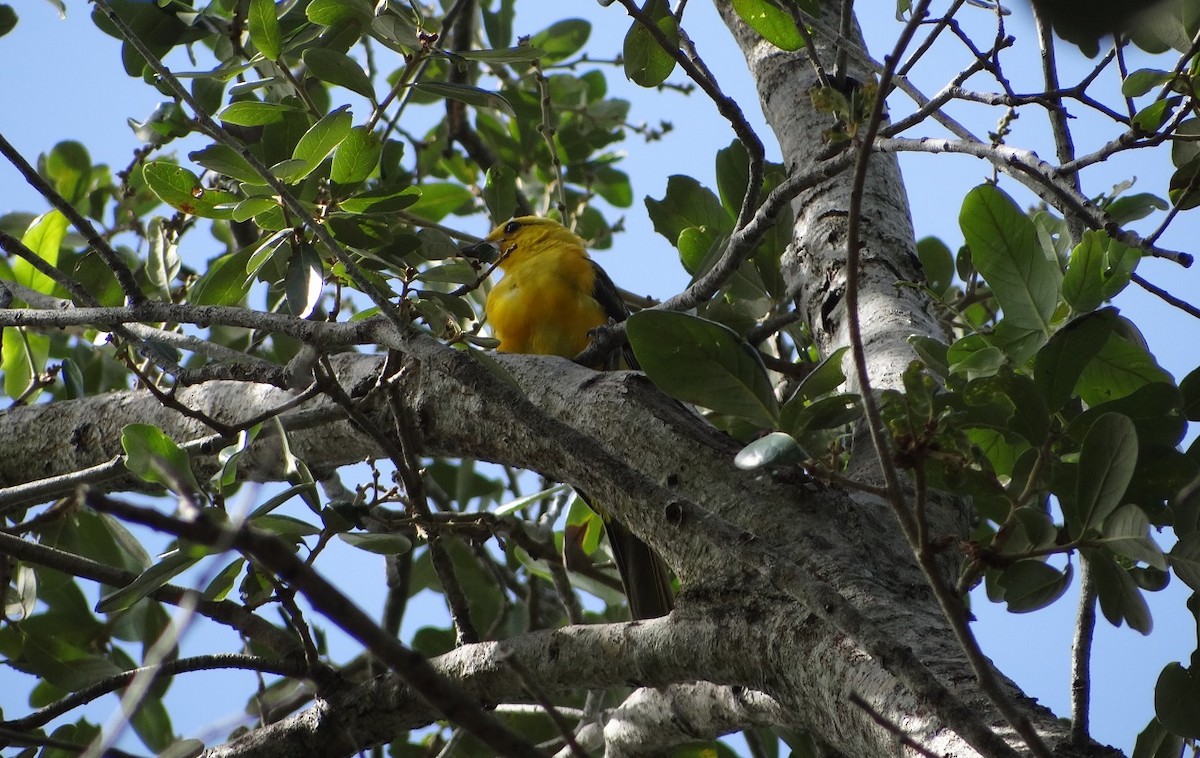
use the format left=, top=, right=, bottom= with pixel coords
left=623, top=0, right=678, bottom=87
left=303, top=48, right=374, bottom=100
left=1088, top=547, right=1152, bottom=634
left=1033, top=307, right=1117, bottom=410
left=410, top=82, right=515, bottom=115
left=121, top=424, right=202, bottom=497
left=627, top=310, right=779, bottom=428
left=1069, top=412, right=1138, bottom=538
left=1155, top=663, right=1200, bottom=739
left=338, top=532, right=413, bottom=554
left=997, top=560, right=1072, bottom=613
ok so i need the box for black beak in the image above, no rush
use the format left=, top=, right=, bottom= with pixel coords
left=460, top=240, right=499, bottom=264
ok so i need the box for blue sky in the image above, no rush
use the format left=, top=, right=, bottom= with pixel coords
left=2, top=1, right=1198, bottom=753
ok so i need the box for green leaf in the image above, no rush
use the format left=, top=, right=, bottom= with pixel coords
left=959, top=184, right=1061, bottom=351
left=1155, top=663, right=1200, bottom=738
left=96, top=549, right=200, bottom=613
left=1133, top=97, right=1179, bottom=133
left=371, top=14, right=420, bottom=54
left=130, top=694, right=175, bottom=753
left=1169, top=532, right=1200, bottom=591
left=715, top=140, right=750, bottom=218
left=908, top=335, right=950, bottom=378
left=482, top=164, right=518, bottom=222
left=0, top=5, right=16, bottom=39
left=997, top=560, right=1072, bottom=613
left=1076, top=330, right=1173, bottom=406
left=1062, top=231, right=1141, bottom=313
left=1099, top=505, right=1167, bottom=569
left=45, top=141, right=93, bottom=205
left=408, top=82, right=515, bottom=116
left=142, top=162, right=237, bottom=219
left=307, top=0, right=372, bottom=26
left=303, top=48, right=374, bottom=100
left=1087, top=547, right=1152, bottom=634
left=529, top=19, right=591, bottom=62
left=248, top=0, right=281, bottom=59
left=338, top=532, right=413, bottom=554
left=645, top=175, right=732, bottom=247
left=734, top=432, right=808, bottom=470
left=3, top=331, right=47, bottom=404
left=494, top=483, right=570, bottom=517
left=404, top=182, right=472, bottom=221
left=946, top=334, right=1006, bottom=380
left=1182, top=364, right=1200, bottom=421
left=191, top=246, right=254, bottom=306
left=792, top=346, right=849, bottom=402
left=454, top=46, right=546, bottom=64
left=782, top=393, right=861, bottom=441
left=1168, top=156, right=1200, bottom=210
left=189, top=144, right=263, bottom=185
left=217, top=101, right=303, bottom=126
left=121, top=424, right=202, bottom=497
left=916, top=236, right=954, bottom=296
left=1069, top=412, right=1137, bottom=538
left=1033, top=307, right=1117, bottom=410
left=592, top=165, right=633, bottom=208
left=331, top=126, right=382, bottom=185
left=1171, top=119, right=1200, bottom=169
left=731, top=0, right=804, bottom=50
left=1105, top=192, right=1168, bottom=225
left=1132, top=717, right=1185, bottom=758
left=250, top=514, right=321, bottom=541
left=338, top=184, right=421, bottom=214
left=280, top=106, right=353, bottom=182
left=14, top=210, right=67, bottom=294
left=145, top=217, right=180, bottom=299
left=623, top=0, right=678, bottom=87
left=284, top=242, right=323, bottom=318
left=627, top=310, right=779, bottom=428
left=1122, top=68, right=1171, bottom=97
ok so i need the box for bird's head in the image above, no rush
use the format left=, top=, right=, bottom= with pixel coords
left=462, top=216, right=586, bottom=270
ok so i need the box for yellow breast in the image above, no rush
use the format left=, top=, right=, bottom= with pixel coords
left=485, top=246, right=605, bottom=358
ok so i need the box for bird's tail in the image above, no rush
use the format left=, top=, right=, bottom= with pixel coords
left=600, top=513, right=674, bottom=620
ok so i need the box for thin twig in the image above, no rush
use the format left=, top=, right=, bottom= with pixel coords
left=85, top=492, right=541, bottom=756
left=1130, top=272, right=1200, bottom=320
left=497, top=645, right=588, bottom=757
left=843, top=2, right=1055, bottom=756
left=0, top=131, right=144, bottom=304
left=848, top=693, right=943, bottom=758
left=1070, top=557, right=1097, bottom=745
left=2, top=654, right=306, bottom=732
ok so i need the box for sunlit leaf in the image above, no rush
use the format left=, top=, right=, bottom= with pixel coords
left=142, top=162, right=237, bottom=219
left=732, top=0, right=804, bottom=50
left=248, top=0, right=281, bottom=59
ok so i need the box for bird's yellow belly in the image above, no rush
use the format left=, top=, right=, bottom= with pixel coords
left=487, top=274, right=606, bottom=358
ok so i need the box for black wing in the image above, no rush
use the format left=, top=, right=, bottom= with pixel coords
left=588, top=259, right=639, bottom=370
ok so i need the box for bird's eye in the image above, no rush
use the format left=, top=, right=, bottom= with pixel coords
left=504, top=220, right=521, bottom=234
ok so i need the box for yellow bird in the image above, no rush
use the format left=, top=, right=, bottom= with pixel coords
left=464, top=216, right=673, bottom=620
